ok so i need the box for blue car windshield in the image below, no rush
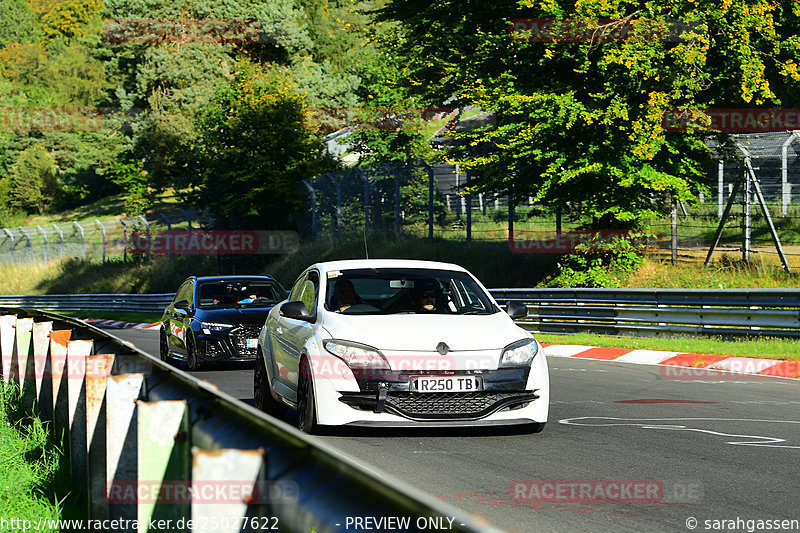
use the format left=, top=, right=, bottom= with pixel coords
left=324, top=268, right=499, bottom=315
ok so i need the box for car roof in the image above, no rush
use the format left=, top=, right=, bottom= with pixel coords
left=308, top=259, right=470, bottom=275
left=191, top=275, right=277, bottom=282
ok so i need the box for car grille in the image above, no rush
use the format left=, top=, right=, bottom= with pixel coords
left=339, top=391, right=537, bottom=420
left=229, top=325, right=260, bottom=357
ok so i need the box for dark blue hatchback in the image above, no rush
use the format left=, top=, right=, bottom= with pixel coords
left=159, top=275, right=286, bottom=370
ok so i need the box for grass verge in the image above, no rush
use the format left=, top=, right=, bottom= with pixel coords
left=536, top=332, right=800, bottom=361
left=0, top=383, right=82, bottom=530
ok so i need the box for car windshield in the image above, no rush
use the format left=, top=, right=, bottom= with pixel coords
left=196, top=280, right=283, bottom=309
left=324, top=268, right=498, bottom=315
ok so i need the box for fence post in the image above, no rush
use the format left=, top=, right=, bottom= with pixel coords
left=159, top=213, right=173, bottom=256
left=18, top=227, right=31, bottom=262
left=717, top=159, right=724, bottom=219
left=53, top=224, right=63, bottom=261
left=301, top=180, right=317, bottom=236
left=37, top=225, right=48, bottom=263
left=325, top=173, right=343, bottom=235
left=117, top=218, right=127, bottom=263
left=95, top=220, right=106, bottom=263
left=354, top=167, right=370, bottom=232
left=671, top=196, right=678, bottom=266
left=465, top=170, right=472, bottom=243
left=3, top=228, right=14, bottom=263
left=137, top=215, right=150, bottom=262
left=382, top=164, right=402, bottom=236
left=781, top=133, right=798, bottom=217
left=73, top=222, right=85, bottom=259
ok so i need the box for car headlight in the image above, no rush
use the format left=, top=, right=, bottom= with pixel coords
left=323, top=339, right=390, bottom=371
left=499, top=339, right=539, bottom=367
left=200, top=322, right=233, bottom=334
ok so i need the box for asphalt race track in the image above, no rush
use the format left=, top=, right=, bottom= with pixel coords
left=110, top=327, right=800, bottom=533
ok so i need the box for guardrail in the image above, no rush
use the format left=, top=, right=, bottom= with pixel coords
left=2, top=288, right=798, bottom=337
left=0, top=308, right=495, bottom=533
left=490, top=288, right=800, bottom=338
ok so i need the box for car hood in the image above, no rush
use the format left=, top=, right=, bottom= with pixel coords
left=320, top=311, right=529, bottom=352
left=194, top=307, right=271, bottom=325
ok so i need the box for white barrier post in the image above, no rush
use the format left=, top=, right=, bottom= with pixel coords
left=137, top=401, right=190, bottom=531
left=12, top=317, right=33, bottom=388
left=1, top=314, right=17, bottom=383
left=191, top=448, right=266, bottom=533
left=49, top=330, right=72, bottom=439
left=24, top=321, right=52, bottom=415
left=87, top=353, right=115, bottom=519
left=67, top=339, right=93, bottom=484
left=107, top=373, right=146, bottom=527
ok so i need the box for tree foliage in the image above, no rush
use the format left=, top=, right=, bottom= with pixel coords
left=5, top=144, right=60, bottom=213
left=377, top=0, right=800, bottom=227
left=189, top=61, right=337, bottom=229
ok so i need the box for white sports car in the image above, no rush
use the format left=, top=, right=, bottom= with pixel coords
left=254, top=259, right=549, bottom=433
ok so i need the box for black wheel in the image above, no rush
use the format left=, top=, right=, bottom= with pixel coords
left=296, top=357, right=317, bottom=434
left=159, top=328, right=169, bottom=362
left=529, top=422, right=546, bottom=434
left=186, top=335, right=201, bottom=371
left=254, top=352, right=286, bottom=418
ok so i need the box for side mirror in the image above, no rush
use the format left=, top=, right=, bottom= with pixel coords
left=280, top=300, right=313, bottom=321
left=174, top=299, right=191, bottom=312
left=506, top=301, right=527, bottom=320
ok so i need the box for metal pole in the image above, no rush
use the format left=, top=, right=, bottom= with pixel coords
left=3, top=229, right=13, bottom=263
left=159, top=213, right=172, bottom=256
left=73, top=222, right=85, bottom=259
left=465, top=171, right=472, bottom=243
left=117, top=218, right=127, bottom=263
left=742, top=166, right=751, bottom=263
left=326, top=173, right=343, bottom=235
left=745, top=157, right=792, bottom=273
left=354, top=167, right=370, bottom=233
left=705, top=173, right=743, bottom=266
left=717, top=159, right=724, bottom=219
left=53, top=224, right=63, bottom=260
left=781, top=133, right=798, bottom=217
left=455, top=164, right=461, bottom=219
left=671, top=196, right=678, bottom=266
left=94, top=220, right=106, bottom=263
left=138, top=215, right=150, bottom=262
left=301, top=180, right=317, bottom=235
left=37, top=225, right=47, bottom=264
left=18, top=227, right=31, bottom=262
left=415, top=160, right=435, bottom=239
left=381, top=165, right=401, bottom=236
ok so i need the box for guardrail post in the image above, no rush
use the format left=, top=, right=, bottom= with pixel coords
left=0, top=314, right=16, bottom=383
left=137, top=401, right=191, bottom=528
left=107, top=373, right=146, bottom=524
left=12, top=317, right=33, bottom=387
left=22, top=320, right=52, bottom=415
left=67, top=339, right=94, bottom=486
left=191, top=448, right=266, bottom=532
left=49, top=330, right=72, bottom=437
left=87, top=353, right=115, bottom=520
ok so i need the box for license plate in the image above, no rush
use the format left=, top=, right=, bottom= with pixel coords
left=412, top=376, right=482, bottom=393
left=246, top=338, right=258, bottom=348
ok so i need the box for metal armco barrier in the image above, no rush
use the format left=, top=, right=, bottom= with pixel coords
left=489, top=288, right=800, bottom=338
left=0, top=308, right=497, bottom=533
left=2, top=288, right=799, bottom=337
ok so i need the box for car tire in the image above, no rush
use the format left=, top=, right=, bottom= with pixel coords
left=254, top=352, right=286, bottom=418
left=529, top=422, right=546, bottom=434
left=296, top=357, right=317, bottom=434
left=159, top=328, right=169, bottom=362
left=187, top=335, right=201, bottom=371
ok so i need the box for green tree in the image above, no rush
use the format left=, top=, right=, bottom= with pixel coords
left=190, top=60, right=336, bottom=229
left=377, top=0, right=800, bottom=227
left=6, top=144, right=60, bottom=213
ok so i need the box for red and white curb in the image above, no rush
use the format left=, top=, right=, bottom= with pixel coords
left=82, top=318, right=160, bottom=330
left=542, top=344, right=800, bottom=380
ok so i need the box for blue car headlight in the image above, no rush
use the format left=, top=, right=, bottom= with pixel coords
left=499, top=339, right=539, bottom=367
